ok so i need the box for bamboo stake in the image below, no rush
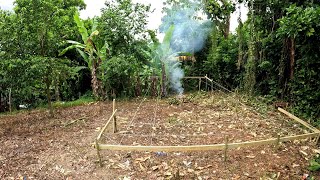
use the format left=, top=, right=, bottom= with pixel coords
left=113, top=99, right=117, bottom=133
left=198, top=78, right=201, bottom=91
left=224, top=136, right=229, bottom=162
left=315, top=135, right=320, bottom=145
left=275, top=134, right=280, bottom=150
left=8, top=88, right=12, bottom=113
left=95, top=140, right=103, bottom=167
left=97, top=109, right=118, bottom=141
left=211, top=81, right=214, bottom=93
left=205, top=74, right=208, bottom=91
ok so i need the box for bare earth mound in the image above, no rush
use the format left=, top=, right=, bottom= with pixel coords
left=0, top=92, right=319, bottom=179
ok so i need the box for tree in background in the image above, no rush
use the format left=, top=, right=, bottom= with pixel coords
left=96, top=0, right=152, bottom=98
left=204, top=0, right=236, bottom=39
left=237, top=0, right=320, bottom=124
left=0, top=0, right=86, bottom=116
left=99, top=0, right=151, bottom=57
left=276, top=4, right=320, bottom=123
left=60, top=12, right=109, bottom=100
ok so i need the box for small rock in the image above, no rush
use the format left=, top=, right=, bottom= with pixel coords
left=183, top=161, right=192, bottom=167
left=246, top=155, right=255, bottom=159
left=0, top=155, right=6, bottom=161
left=164, top=171, right=172, bottom=176
left=152, top=165, right=159, bottom=171
left=292, top=163, right=300, bottom=168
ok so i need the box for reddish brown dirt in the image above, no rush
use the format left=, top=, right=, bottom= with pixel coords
left=0, top=92, right=319, bottom=179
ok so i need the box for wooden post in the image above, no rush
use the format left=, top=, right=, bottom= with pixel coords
left=95, top=139, right=103, bottom=167
left=211, top=81, right=213, bottom=93
left=224, top=136, right=229, bottom=162
left=205, top=74, right=208, bottom=91
left=275, top=134, right=280, bottom=150
left=8, top=88, right=12, bottom=113
left=235, top=107, right=239, bottom=121
left=113, top=99, right=117, bottom=133
left=315, top=135, right=320, bottom=145
left=198, top=78, right=201, bottom=91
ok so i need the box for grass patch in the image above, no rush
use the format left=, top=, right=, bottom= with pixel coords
left=52, top=97, right=95, bottom=108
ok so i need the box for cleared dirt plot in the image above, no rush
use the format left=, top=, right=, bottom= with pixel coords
left=0, top=92, right=319, bottom=179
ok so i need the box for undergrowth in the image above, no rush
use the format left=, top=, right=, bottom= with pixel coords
left=52, top=97, right=95, bottom=109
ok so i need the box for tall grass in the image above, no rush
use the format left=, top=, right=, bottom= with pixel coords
left=52, top=97, right=95, bottom=108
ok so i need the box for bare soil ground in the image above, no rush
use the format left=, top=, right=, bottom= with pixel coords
left=0, top=92, right=319, bottom=179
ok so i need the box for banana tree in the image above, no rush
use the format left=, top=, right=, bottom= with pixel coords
left=147, top=25, right=175, bottom=97
left=60, top=12, right=109, bottom=99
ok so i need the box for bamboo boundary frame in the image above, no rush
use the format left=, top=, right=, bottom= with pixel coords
left=93, top=79, right=320, bottom=166
left=278, top=107, right=320, bottom=143
left=97, top=132, right=319, bottom=152
left=95, top=99, right=117, bottom=166
left=278, top=107, right=320, bottom=133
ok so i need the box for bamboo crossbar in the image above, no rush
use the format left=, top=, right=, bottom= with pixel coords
left=97, top=132, right=319, bottom=152
left=278, top=108, right=320, bottom=133
left=119, top=121, right=232, bottom=126
left=204, top=75, right=213, bottom=82
left=183, top=76, right=205, bottom=79
left=97, top=109, right=118, bottom=141
left=104, top=133, right=219, bottom=138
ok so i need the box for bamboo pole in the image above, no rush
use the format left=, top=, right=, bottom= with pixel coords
left=113, top=99, right=117, bottom=133
left=275, top=134, right=280, bottom=150
left=204, top=75, right=213, bottom=82
left=278, top=108, right=320, bottom=133
left=95, top=140, right=103, bottom=167
left=224, top=136, right=229, bottom=162
left=198, top=78, right=201, bottom=91
left=98, top=132, right=319, bottom=151
left=205, top=74, right=208, bottom=91
left=97, top=109, right=118, bottom=141
left=211, top=81, right=214, bottom=93
left=183, top=76, right=204, bottom=79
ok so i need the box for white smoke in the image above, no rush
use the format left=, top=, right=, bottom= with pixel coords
left=159, top=3, right=211, bottom=95
left=168, top=56, right=184, bottom=95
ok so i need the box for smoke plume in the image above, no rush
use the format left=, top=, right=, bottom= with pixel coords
left=159, top=3, right=211, bottom=95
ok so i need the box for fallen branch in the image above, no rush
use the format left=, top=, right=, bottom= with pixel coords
left=63, top=117, right=87, bottom=127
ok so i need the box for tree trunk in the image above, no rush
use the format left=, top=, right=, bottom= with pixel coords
left=91, top=58, right=104, bottom=100
left=289, top=37, right=295, bottom=80
left=237, top=22, right=243, bottom=70
left=91, top=60, right=99, bottom=99
left=151, top=75, right=158, bottom=97
left=0, top=91, right=2, bottom=112
left=45, top=78, right=53, bottom=118
left=161, top=63, right=167, bottom=98
left=279, top=38, right=291, bottom=99
left=54, top=80, right=60, bottom=101
left=8, top=88, right=12, bottom=113
left=136, top=75, right=142, bottom=97
left=223, top=15, right=230, bottom=39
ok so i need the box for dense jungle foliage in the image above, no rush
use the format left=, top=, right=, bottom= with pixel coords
left=0, top=0, right=319, bottom=126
